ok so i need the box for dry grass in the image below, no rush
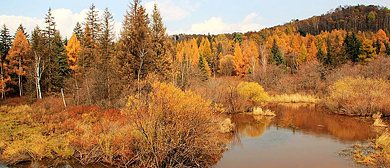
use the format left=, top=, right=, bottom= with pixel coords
left=252, top=107, right=276, bottom=116
left=341, top=132, right=390, bottom=167
left=269, top=93, right=319, bottom=103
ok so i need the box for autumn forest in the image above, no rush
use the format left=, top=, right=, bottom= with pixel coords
left=1, top=1, right=390, bottom=167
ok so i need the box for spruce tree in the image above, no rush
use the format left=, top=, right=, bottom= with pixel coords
left=344, top=32, right=362, bottom=63
left=198, top=54, right=209, bottom=81
left=96, top=7, right=115, bottom=101
left=119, top=0, right=152, bottom=84
left=51, top=31, right=69, bottom=92
left=73, top=22, right=83, bottom=41
left=43, top=8, right=56, bottom=92
left=31, top=26, right=46, bottom=99
left=0, top=25, right=12, bottom=98
left=85, top=3, right=100, bottom=42
left=270, top=39, right=285, bottom=66
left=151, top=3, right=171, bottom=78
left=316, top=46, right=325, bottom=63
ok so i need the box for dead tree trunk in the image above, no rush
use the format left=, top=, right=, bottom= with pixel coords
left=34, top=51, right=44, bottom=99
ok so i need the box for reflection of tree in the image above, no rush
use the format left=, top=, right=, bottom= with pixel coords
left=229, top=115, right=273, bottom=147
left=270, top=104, right=376, bottom=142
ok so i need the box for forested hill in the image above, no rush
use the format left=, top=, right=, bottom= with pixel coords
left=287, top=5, right=390, bottom=36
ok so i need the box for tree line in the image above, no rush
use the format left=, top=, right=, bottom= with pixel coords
left=0, top=0, right=171, bottom=107
left=1, top=3, right=390, bottom=107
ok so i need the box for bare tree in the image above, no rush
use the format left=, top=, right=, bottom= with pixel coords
left=34, top=51, right=45, bottom=99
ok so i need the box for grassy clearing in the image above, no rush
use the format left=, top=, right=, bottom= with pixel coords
left=269, top=93, right=319, bottom=103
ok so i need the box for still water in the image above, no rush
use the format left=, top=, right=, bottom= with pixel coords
left=215, top=104, right=377, bottom=168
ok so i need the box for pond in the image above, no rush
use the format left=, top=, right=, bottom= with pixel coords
left=214, top=104, right=378, bottom=168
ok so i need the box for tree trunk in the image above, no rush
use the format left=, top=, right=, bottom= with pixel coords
left=61, top=88, right=66, bottom=108
left=34, top=52, right=44, bottom=99
left=1, top=64, right=4, bottom=99
left=18, top=58, right=22, bottom=97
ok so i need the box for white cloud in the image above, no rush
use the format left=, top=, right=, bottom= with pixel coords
left=145, top=0, right=190, bottom=21
left=0, top=8, right=122, bottom=40
left=0, top=15, right=44, bottom=36
left=179, top=12, right=263, bottom=35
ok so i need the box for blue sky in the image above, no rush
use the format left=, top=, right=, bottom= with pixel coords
left=1, top=0, right=390, bottom=38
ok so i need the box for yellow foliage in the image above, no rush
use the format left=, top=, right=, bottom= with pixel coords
left=66, top=34, right=81, bottom=71
left=233, top=43, right=246, bottom=76
left=123, top=81, right=224, bottom=167
left=326, top=77, right=390, bottom=116
left=236, top=82, right=269, bottom=106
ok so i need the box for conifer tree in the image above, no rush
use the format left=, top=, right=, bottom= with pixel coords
left=118, top=0, right=152, bottom=86
left=151, top=3, right=171, bottom=78
left=31, top=26, right=46, bottom=99
left=96, top=7, right=115, bottom=101
left=316, top=46, right=325, bottom=63
left=85, top=3, right=100, bottom=42
left=270, top=39, right=285, bottom=66
left=0, top=25, right=12, bottom=98
left=43, top=8, right=56, bottom=92
left=297, top=44, right=308, bottom=67
left=51, top=31, right=69, bottom=91
left=344, top=32, right=362, bottom=63
left=233, top=43, right=245, bottom=75
left=8, top=30, right=30, bottom=96
left=198, top=54, right=210, bottom=81
left=73, top=22, right=83, bottom=41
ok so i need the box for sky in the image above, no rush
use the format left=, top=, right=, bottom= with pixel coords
left=1, top=0, right=390, bottom=39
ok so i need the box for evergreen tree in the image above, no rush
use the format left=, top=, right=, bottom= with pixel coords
left=375, top=39, right=381, bottom=54
left=344, top=32, right=362, bottom=63
left=51, top=31, right=69, bottom=92
left=79, top=24, right=94, bottom=75
left=385, top=41, right=390, bottom=56
left=0, top=25, right=12, bottom=98
left=85, top=3, right=100, bottom=42
left=73, top=22, right=83, bottom=41
left=30, top=26, right=46, bottom=99
left=198, top=54, right=209, bottom=81
left=43, top=8, right=56, bottom=92
left=118, top=0, right=152, bottom=85
left=270, top=39, right=285, bottom=66
left=325, top=43, right=333, bottom=66
left=151, top=3, right=171, bottom=78
left=96, top=7, right=115, bottom=101
left=316, top=46, right=325, bottom=63
left=15, top=24, right=29, bottom=40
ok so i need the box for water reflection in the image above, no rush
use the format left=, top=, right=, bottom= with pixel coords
left=215, top=105, right=377, bottom=168
left=269, top=104, right=376, bottom=142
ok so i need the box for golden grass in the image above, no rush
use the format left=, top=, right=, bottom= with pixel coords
left=269, top=93, right=319, bottom=103
left=252, top=107, right=276, bottom=116
left=341, top=132, right=390, bottom=167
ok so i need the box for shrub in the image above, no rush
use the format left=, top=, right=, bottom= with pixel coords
left=325, top=77, right=390, bottom=116
left=226, top=82, right=269, bottom=113
left=122, top=82, right=225, bottom=167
